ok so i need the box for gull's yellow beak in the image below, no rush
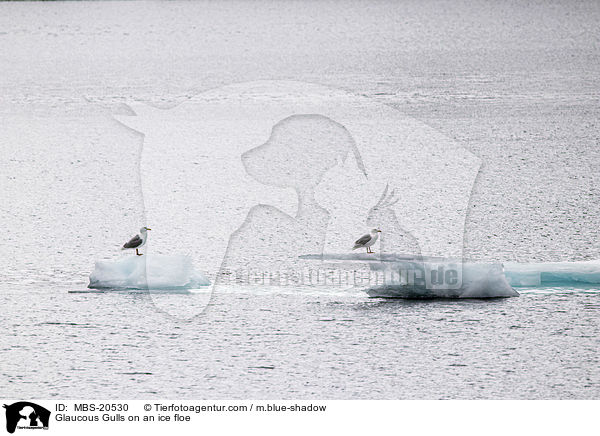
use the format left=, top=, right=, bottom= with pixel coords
left=147, top=228, right=152, bottom=231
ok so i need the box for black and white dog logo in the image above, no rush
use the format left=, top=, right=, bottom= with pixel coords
left=3, top=402, right=50, bottom=434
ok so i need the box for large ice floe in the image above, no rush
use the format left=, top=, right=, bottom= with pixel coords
left=368, top=262, right=518, bottom=298
left=300, top=254, right=600, bottom=298
left=88, top=255, right=210, bottom=290
left=503, top=259, right=600, bottom=287
left=300, top=254, right=518, bottom=298
left=366, top=261, right=518, bottom=298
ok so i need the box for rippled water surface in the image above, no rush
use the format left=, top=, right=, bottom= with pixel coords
left=2, top=287, right=599, bottom=399
left=1, top=0, right=599, bottom=399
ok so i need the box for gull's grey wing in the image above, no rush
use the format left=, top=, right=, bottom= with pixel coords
left=354, top=233, right=372, bottom=247
left=123, top=234, right=143, bottom=249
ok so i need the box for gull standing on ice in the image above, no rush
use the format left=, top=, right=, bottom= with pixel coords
left=122, top=227, right=151, bottom=256
left=353, top=228, right=382, bottom=254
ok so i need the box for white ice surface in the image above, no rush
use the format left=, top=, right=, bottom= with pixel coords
left=88, top=254, right=210, bottom=290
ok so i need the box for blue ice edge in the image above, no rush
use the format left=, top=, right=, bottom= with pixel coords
left=503, top=260, right=600, bottom=287
left=299, top=254, right=600, bottom=299
left=88, top=254, right=211, bottom=290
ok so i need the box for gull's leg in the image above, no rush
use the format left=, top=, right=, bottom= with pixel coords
left=136, top=249, right=143, bottom=256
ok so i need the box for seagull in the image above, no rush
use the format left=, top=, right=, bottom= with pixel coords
left=122, top=227, right=151, bottom=256
left=353, top=228, right=382, bottom=254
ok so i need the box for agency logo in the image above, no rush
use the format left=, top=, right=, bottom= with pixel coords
left=3, top=402, right=50, bottom=434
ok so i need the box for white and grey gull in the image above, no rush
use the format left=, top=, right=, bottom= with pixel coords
left=353, top=228, right=382, bottom=254
left=122, top=226, right=151, bottom=256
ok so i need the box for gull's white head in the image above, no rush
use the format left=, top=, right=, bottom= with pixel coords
left=371, top=228, right=382, bottom=234
left=140, top=226, right=151, bottom=233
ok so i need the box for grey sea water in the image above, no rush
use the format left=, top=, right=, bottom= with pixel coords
left=1, top=0, right=599, bottom=399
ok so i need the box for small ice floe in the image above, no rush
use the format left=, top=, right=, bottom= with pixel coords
left=88, top=254, right=210, bottom=290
